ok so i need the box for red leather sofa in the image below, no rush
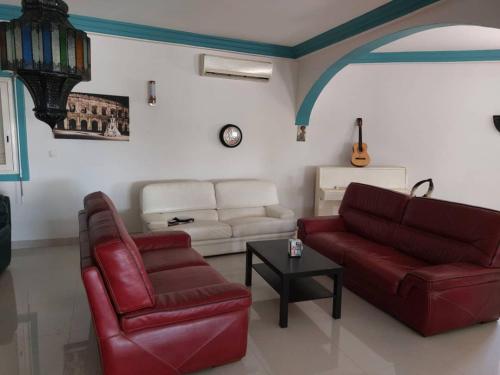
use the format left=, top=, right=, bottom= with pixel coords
left=298, top=183, right=500, bottom=336
left=79, top=192, right=251, bottom=374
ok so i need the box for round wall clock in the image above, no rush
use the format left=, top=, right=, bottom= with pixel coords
left=219, top=124, right=243, bottom=148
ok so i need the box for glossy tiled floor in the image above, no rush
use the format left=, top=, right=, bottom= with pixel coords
left=1, top=245, right=499, bottom=375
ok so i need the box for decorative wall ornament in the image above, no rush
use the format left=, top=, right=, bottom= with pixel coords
left=147, top=80, right=156, bottom=106
left=53, top=92, right=129, bottom=141
left=219, top=124, right=242, bottom=148
left=296, top=126, right=306, bottom=142
left=493, top=116, right=500, bottom=133
left=0, top=0, right=91, bottom=129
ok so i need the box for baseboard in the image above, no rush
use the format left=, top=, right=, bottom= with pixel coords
left=12, top=237, right=79, bottom=250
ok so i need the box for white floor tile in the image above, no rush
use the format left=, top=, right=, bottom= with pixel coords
left=0, top=248, right=497, bottom=375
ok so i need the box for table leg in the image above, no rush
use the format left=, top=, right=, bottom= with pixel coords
left=279, top=276, right=290, bottom=328
left=245, top=246, right=252, bottom=287
left=332, top=271, right=343, bottom=319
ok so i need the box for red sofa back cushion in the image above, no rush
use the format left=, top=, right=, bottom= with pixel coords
left=94, top=236, right=155, bottom=314
left=84, top=195, right=110, bottom=218
left=339, top=183, right=410, bottom=246
left=394, top=198, right=500, bottom=267
left=85, top=193, right=155, bottom=313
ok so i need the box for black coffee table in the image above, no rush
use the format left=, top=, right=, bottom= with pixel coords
left=245, top=239, right=343, bottom=328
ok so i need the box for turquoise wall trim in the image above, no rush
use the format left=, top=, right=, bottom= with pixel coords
left=295, top=24, right=457, bottom=126
left=0, top=2, right=18, bottom=19
left=0, top=2, right=442, bottom=59
left=0, top=4, right=294, bottom=58
left=353, top=50, right=500, bottom=63
left=0, top=72, right=30, bottom=182
left=293, top=0, right=442, bottom=58
left=70, top=14, right=294, bottom=58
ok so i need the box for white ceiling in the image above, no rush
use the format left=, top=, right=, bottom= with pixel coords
left=1, top=0, right=390, bottom=46
left=376, top=26, right=500, bottom=52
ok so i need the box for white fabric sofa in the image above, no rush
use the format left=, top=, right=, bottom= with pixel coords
left=140, top=180, right=296, bottom=256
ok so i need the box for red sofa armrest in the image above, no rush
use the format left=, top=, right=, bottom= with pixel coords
left=297, top=216, right=345, bottom=240
left=82, top=267, right=121, bottom=339
left=120, top=283, right=252, bottom=333
left=400, top=263, right=500, bottom=296
left=131, top=231, right=191, bottom=252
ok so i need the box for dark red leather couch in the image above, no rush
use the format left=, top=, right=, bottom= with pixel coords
left=79, top=192, right=251, bottom=374
left=298, top=183, right=500, bottom=336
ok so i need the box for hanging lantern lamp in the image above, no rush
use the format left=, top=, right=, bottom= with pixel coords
left=0, top=0, right=91, bottom=128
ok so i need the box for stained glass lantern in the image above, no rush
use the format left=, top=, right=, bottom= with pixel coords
left=0, top=0, right=91, bottom=128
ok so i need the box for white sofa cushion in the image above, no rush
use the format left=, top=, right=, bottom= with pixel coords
left=141, top=181, right=216, bottom=214
left=215, top=180, right=279, bottom=209
left=224, top=217, right=296, bottom=237
left=147, top=220, right=232, bottom=241
left=265, top=205, right=295, bottom=219
left=218, top=207, right=266, bottom=221
left=142, top=210, right=219, bottom=228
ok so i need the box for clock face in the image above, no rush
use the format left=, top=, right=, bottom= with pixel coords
left=220, top=124, right=242, bottom=148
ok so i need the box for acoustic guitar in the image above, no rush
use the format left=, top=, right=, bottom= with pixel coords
left=351, top=118, right=371, bottom=167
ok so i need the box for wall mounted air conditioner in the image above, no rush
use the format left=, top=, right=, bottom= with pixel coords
left=200, top=54, right=273, bottom=81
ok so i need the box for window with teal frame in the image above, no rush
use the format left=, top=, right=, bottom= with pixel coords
left=0, top=71, right=29, bottom=181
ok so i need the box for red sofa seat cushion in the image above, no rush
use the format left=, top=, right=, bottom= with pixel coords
left=394, top=198, right=500, bottom=267
left=141, top=247, right=207, bottom=273
left=339, top=183, right=410, bottom=246
left=344, top=243, right=428, bottom=295
left=120, top=266, right=252, bottom=332
left=148, top=265, right=226, bottom=294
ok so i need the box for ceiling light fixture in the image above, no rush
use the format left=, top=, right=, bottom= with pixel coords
left=0, top=0, right=91, bottom=129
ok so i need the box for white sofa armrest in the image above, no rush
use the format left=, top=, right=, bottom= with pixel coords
left=265, top=205, right=295, bottom=219
left=141, top=213, right=169, bottom=231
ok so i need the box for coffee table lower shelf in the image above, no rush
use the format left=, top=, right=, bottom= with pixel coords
left=253, top=263, right=333, bottom=303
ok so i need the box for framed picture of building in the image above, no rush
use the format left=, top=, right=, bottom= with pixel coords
left=53, top=93, right=130, bottom=141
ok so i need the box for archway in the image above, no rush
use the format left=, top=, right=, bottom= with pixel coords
left=69, top=119, right=77, bottom=130
left=303, top=25, right=500, bottom=211
left=92, top=120, right=99, bottom=132
left=296, top=24, right=464, bottom=126
left=81, top=120, right=88, bottom=131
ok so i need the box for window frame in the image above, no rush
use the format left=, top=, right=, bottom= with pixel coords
left=0, top=76, right=19, bottom=173
left=0, top=71, right=29, bottom=182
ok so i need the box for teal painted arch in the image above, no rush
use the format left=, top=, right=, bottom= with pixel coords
left=295, top=24, right=454, bottom=126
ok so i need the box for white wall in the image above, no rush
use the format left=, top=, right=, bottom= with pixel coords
left=0, top=34, right=307, bottom=241
left=3, top=1, right=500, bottom=243
left=1, top=33, right=352, bottom=242
left=310, top=62, right=500, bottom=210
left=297, top=0, right=500, bottom=107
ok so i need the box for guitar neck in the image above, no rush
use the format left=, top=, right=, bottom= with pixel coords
left=356, top=118, right=363, bottom=152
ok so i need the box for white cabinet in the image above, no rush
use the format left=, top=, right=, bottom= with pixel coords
left=314, top=166, right=408, bottom=216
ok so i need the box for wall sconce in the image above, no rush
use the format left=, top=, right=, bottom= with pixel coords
left=148, top=80, right=156, bottom=106
left=494, top=116, right=500, bottom=133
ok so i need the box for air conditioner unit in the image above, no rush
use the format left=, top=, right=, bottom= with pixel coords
left=201, top=54, right=273, bottom=81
